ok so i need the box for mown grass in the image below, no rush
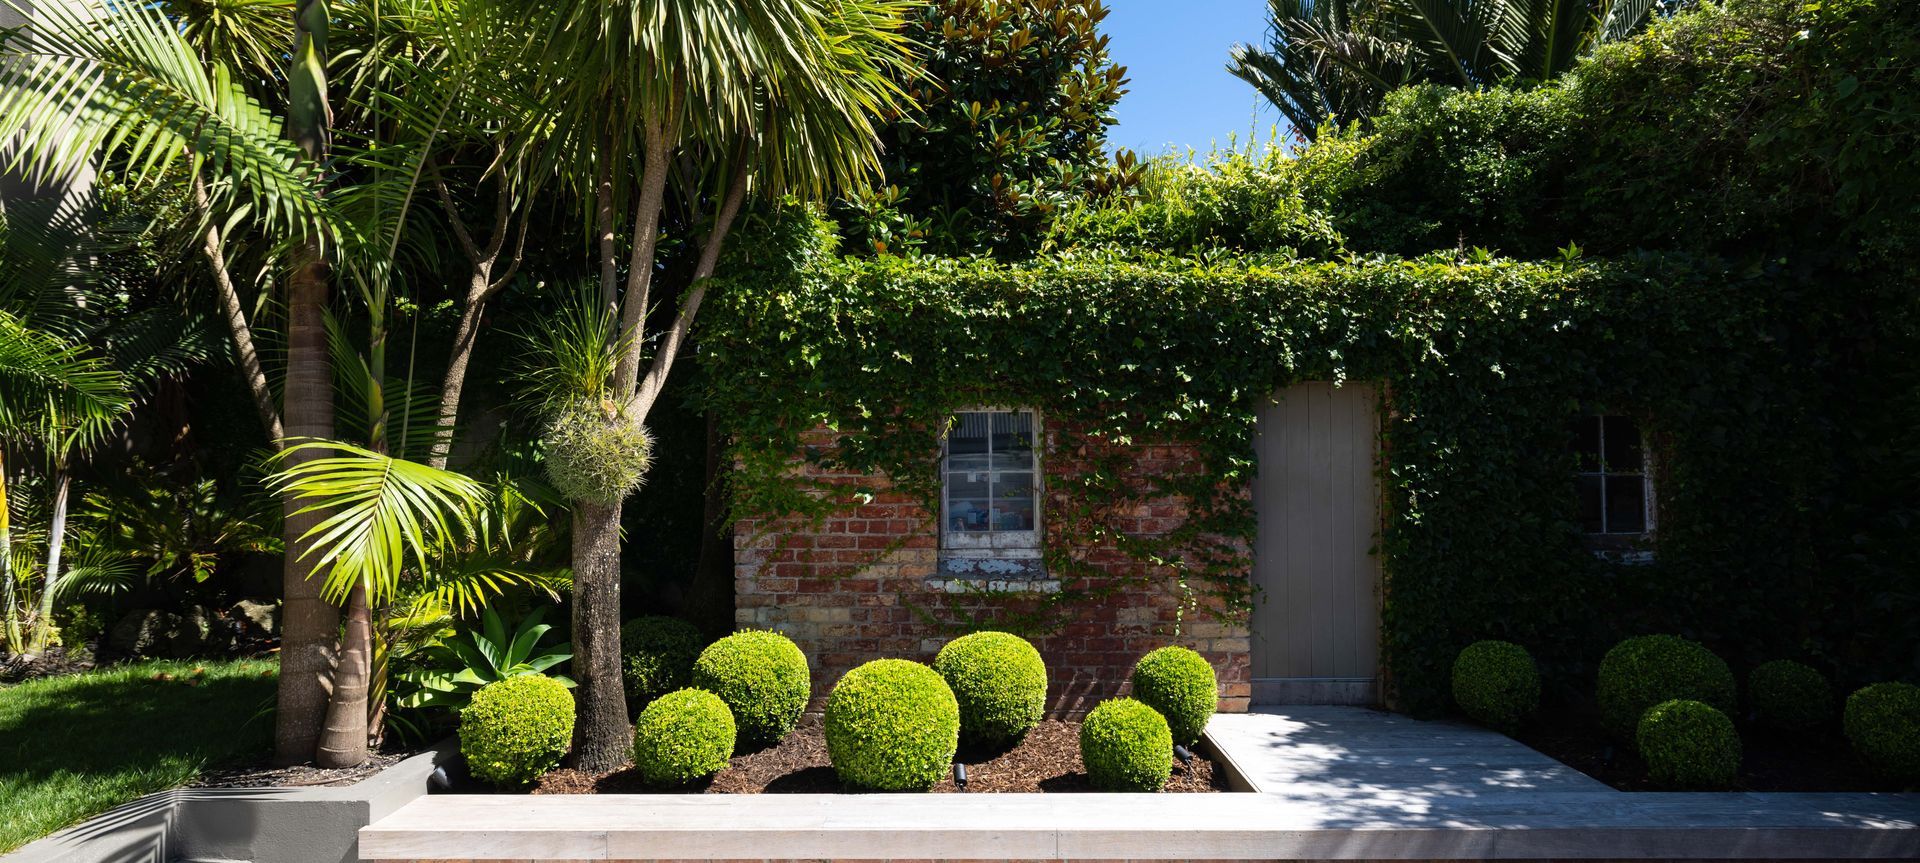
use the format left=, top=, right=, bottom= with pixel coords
left=0, top=658, right=277, bottom=852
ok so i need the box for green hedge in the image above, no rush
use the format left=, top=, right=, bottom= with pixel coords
left=1747, top=660, right=1832, bottom=734
left=1079, top=697, right=1173, bottom=792
left=1637, top=699, right=1741, bottom=789
left=621, top=616, right=705, bottom=709
left=691, top=630, right=810, bottom=749
left=1597, top=635, right=1737, bottom=741
left=1129, top=647, right=1216, bottom=747
left=933, top=631, right=1048, bottom=747
left=1451, top=641, right=1539, bottom=732
left=631, top=688, right=735, bottom=787
left=823, top=659, right=960, bottom=791
left=1844, top=682, right=1920, bottom=783
left=459, top=675, right=574, bottom=788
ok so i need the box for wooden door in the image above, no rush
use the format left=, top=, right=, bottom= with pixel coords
left=1250, top=381, right=1383, bottom=705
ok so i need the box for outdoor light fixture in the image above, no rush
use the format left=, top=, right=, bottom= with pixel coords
left=1173, top=744, right=1195, bottom=764
left=953, top=763, right=968, bottom=790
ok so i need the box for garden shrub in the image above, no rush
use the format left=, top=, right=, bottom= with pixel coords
left=933, top=631, right=1048, bottom=747
left=1747, top=660, right=1832, bottom=733
left=631, top=688, right=735, bottom=787
left=459, top=675, right=574, bottom=787
left=1450, top=640, right=1539, bottom=732
left=823, top=659, right=960, bottom=791
left=1129, top=646, right=1216, bottom=746
left=621, top=616, right=705, bottom=708
left=1843, top=682, right=1920, bottom=783
left=1636, top=699, right=1741, bottom=789
left=1597, top=635, right=1736, bottom=740
left=1079, top=697, right=1173, bottom=792
left=691, top=630, right=810, bottom=748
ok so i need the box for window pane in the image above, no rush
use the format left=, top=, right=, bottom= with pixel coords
left=996, top=471, right=1034, bottom=501
left=992, top=411, right=1035, bottom=455
left=1571, top=416, right=1602, bottom=472
left=949, top=413, right=990, bottom=455
left=989, top=498, right=1036, bottom=531
left=1603, top=416, right=1642, bottom=473
left=1605, top=475, right=1646, bottom=533
left=1577, top=474, right=1605, bottom=533
left=946, top=472, right=989, bottom=499
left=948, top=499, right=992, bottom=531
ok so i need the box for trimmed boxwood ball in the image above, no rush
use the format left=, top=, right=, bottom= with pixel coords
left=459, top=675, right=574, bottom=787
left=1596, top=635, right=1736, bottom=740
left=933, top=631, right=1048, bottom=747
left=631, top=688, right=735, bottom=787
left=1637, top=699, right=1741, bottom=789
left=1079, top=697, right=1174, bottom=792
left=691, top=630, right=810, bottom=748
left=1129, top=646, right=1216, bottom=746
left=1747, top=660, right=1833, bottom=733
left=1451, top=640, right=1540, bottom=732
left=1844, top=682, right=1920, bottom=783
left=621, top=616, right=705, bottom=708
left=823, top=659, right=960, bottom=791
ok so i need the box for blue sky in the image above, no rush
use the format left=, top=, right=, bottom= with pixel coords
left=1101, top=0, right=1284, bottom=156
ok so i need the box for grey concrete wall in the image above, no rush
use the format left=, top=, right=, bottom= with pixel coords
left=2, top=739, right=460, bottom=863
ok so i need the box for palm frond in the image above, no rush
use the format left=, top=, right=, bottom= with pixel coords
left=267, top=439, right=488, bottom=605
left=0, top=311, right=134, bottom=453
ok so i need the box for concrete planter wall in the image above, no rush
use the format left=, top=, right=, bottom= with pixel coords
left=4, top=739, right=461, bottom=863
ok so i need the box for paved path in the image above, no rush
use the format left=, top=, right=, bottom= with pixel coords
left=1205, top=705, right=1612, bottom=795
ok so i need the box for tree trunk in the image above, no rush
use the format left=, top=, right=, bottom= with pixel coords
left=28, top=467, right=70, bottom=652
left=0, top=448, right=18, bottom=650
left=426, top=278, right=487, bottom=470
left=569, top=498, right=629, bottom=773
left=274, top=241, right=340, bottom=765
left=194, top=175, right=284, bottom=443
left=315, top=581, right=371, bottom=767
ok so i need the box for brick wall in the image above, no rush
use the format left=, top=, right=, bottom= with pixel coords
left=733, top=426, right=1251, bottom=717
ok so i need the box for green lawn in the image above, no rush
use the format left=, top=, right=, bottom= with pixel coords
left=0, top=658, right=278, bottom=852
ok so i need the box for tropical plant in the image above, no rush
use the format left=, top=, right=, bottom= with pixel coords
left=1228, top=0, right=1659, bottom=138
left=394, top=607, right=573, bottom=712
left=531, top=0, right=917, bottom=772
left=80, top=471, right=281, bottom=589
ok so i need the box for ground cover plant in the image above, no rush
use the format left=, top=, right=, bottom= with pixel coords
left=0, top=659, right=276, bottom=852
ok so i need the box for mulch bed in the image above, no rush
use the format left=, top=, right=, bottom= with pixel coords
left=1516, top=711, right=1901, bottom=793
left=192, top=745, right=415, bottom=788
left=0, top=646, right=97, bottom=684
left=533, top=718, right=1227, bottom=794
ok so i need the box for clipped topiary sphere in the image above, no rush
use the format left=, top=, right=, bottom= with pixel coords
left=933, top=631, right=1048, bottom=747
left=1748, top=660, right=1833, bottom=734
left=691, top=630, right=810, bottom=749
left=544, top=399, right=652, bottom=503
left=459, top=675, right=574, bottom=787
left=824, top=659, right=961, bottom=791
left=1597, top=635, right=1736, bottom=740
left=1080, top=697, right=1173, bottom=792
left=1844, top=682, right=1920, bottom=783
left=621, top=616, right=705, bottom=708
left=1637, top=699, right=1742, bottom=789
left=1451, top=640, right=1540, bottom=732
left=1129, top=646, right=1217, bottom=746
left=631, top=688, right=735, bottom=787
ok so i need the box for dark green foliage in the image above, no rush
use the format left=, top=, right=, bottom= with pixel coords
left=1045, top=148, right=1343, bottom=258
left=1129, top=646, right=1217, bottom=746
left=631, top=688, right=735, bottom=787
left=1747, top=660, right=1833, bottom=734
left=459, top=675, right=574, bottom=787
left=1844, top=683, right=1920, bottom=783
left=690, top=630, right=810, bottom=749
left=1636, top=699, right=1741, bottom=789
left=1451, top=640, right=1539, bottom=732
left=933, top=631, right=1048, bottom=747
left=1079, top=697, right=1172, bottom=792
left=1597, top=636, right=1737, bottom=740
left=621, top=616, right=706, bottom=708
left=838, top=0, right=1131, bottom=257
left=823, top=659, right=960, bottom=791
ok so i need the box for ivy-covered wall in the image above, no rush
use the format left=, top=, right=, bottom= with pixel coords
left=701, top=214, right=1914, bottom=715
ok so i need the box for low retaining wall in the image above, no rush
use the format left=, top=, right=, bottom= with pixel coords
left=4, top=739, right=461, bottom=863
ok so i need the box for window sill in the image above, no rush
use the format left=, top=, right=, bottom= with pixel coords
left=929, top=555, right=1058, bottom=594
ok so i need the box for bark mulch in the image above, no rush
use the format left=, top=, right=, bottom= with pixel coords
left=533, top=717, right=1228, bottom=794
left=192, top=746, right=414, bottom=788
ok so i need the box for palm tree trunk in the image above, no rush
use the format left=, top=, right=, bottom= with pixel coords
left=0, top=448, right=19, bottom=650
left=316, top=582, right=372, bottom=767
left=193, top=174, right=284, bottom=442
left=569, top=497, right=628, bottom=772
left=28, top=467, right=70, bottom=653
left=274, top=0, right=340, bottom=767
left=426, top=276, right=487, bottom=471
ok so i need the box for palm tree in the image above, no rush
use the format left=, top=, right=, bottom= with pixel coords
left=533, top=0, right=916, bottom=771
left=1229, top=0, right=1659, bottom=139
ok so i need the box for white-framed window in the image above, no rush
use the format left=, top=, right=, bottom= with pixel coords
left=1572, top=414, right=1654, bottom=537
left=941, top=409, right=1040, bottom=555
